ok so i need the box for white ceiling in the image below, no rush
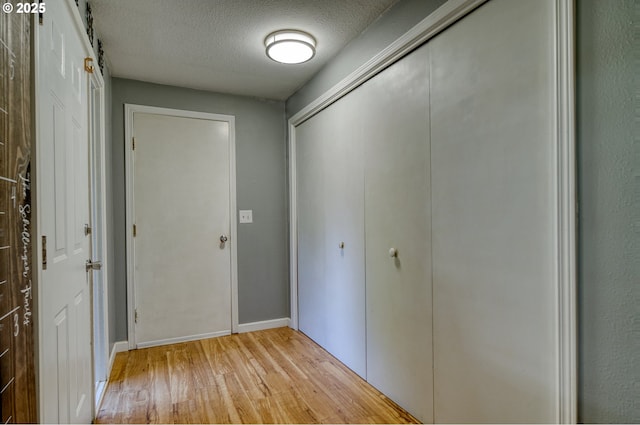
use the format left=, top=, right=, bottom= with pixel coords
left=91, top=0, right=400, bottom=101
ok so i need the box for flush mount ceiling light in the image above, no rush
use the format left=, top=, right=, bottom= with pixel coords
left=265, top=30, right=316, bottom=64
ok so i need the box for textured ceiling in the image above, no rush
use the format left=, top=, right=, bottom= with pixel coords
left=91, top=0, right=400, bottom=100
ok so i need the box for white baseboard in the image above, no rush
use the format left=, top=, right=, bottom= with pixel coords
left=94, top=380, right=107, bottom=411
left=135, top=330, right=231, bottom=349
left=238, top=317, right=291, bottom=333
left=108, top=340, right=129, bottom=374
left=97, top=340, right=129, bottom=410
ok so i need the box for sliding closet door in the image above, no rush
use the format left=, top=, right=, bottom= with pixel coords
left=363, top=44, right=433, bottom=423
left=297, top=112, right=327, bottom=352
left=430, top=0, right=557, bottom=422
left=297, top=92, right=366, bottom=377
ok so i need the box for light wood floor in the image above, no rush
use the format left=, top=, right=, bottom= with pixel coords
left=96, top=327, right=419, bottom=424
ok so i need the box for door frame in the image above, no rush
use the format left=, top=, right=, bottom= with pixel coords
left=124, top=104, right=239, bottom=349
left=287, top=0, right=576, bottom=422
left=88, top=68, right=109, bottom=407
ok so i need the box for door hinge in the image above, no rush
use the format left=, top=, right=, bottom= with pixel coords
left=132, top=138, right=136, bottom=150
left=133, top=224, right=137, bottom=237
left=135, top=309, right=138, bottom=323
left=39, top=0, right=43, bottom=25
left=42, top=236, right=47, bottom=270
left=84, top=57, right=94, bottom=74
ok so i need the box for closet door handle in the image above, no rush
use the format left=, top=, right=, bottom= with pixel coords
left=389, top=247, right=398, bottom=258
left=220, top=235, right=228, bottom=243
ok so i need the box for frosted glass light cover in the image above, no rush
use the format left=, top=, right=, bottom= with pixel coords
left=265, top=30, right=316, bottom=64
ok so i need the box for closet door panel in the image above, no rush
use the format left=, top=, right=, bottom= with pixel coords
left=430, top=0, right=557, bottom=422
left=297, top=93, right=366, bottom=377
left=297, top=115, right=329, bottom=349
left=320, top=92, right=366, bottom=377
left=363, top=44, right=433, bottom=423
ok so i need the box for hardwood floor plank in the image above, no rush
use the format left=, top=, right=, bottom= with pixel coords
left=96, top=328, right=419, bottom=424
left=195, top=385, right=237, bottom=424
left=200, top=337, right=234, bottom=376
left=222, top=372, right=262, bottom=423
left=220, top=339, right=271, bottom=401
left=271, top=386, right=320, bottom=424
left=187, top=341, right=218, bottom=389
left=147, top=350, right=173, bottom=423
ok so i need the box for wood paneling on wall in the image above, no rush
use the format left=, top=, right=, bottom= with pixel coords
left=0, top=4, right=37, bottom=423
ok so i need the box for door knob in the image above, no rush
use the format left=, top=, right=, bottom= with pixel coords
left=220, top=235, right=228, bottom=243
left=86, top=260, right=102, bottom=272
left=389, top=247, right=398, bottom=258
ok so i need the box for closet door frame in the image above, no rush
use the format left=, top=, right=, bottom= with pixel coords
left=288, top=0, right=576, bottom=422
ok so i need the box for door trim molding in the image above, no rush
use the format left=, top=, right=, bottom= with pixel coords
left=287, top=0, right=576, bottom=422
left=124, top=104, right=239, bottom=350
left=88, top=62, right=109, bottom=412
left=555, top=1, right=577, bottom=423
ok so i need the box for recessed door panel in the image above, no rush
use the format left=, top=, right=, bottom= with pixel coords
left=52, top=100, right=67, bottom=256
left=54, top=308, right=70, bottom=424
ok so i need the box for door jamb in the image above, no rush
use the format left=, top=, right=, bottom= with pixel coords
left=88, top=68, right=109, bottom=408
left=124, top=104, right=239, bottom=350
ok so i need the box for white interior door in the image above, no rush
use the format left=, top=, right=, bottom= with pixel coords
left=132, top=111, right=233, bottom=348
left=297, top=89, right=366, bottom=378
left=362, top=44, right=433, bottom=423
left=37, top=1, right=93, bottom=423
left=429, top=0, right=558, bottom=422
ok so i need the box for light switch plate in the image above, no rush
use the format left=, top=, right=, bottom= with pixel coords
left=239, top=210, right=253, bottom=224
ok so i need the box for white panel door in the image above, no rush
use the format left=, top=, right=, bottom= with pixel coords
left=297, top=90, right=366, bottom=377
left=133, top=112, right=232, bottom=348
left=363, top=44, right=433, bottom=423
left=37, top=1, right=93, bottom=423
left=429, top=0, right=557, bottom=422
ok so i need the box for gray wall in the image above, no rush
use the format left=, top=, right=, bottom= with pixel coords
left=577, top=0, right=639, bottom=422
left=289, top=0, right=639, bottom=422
left=111, top=78, right=289, bottom=341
